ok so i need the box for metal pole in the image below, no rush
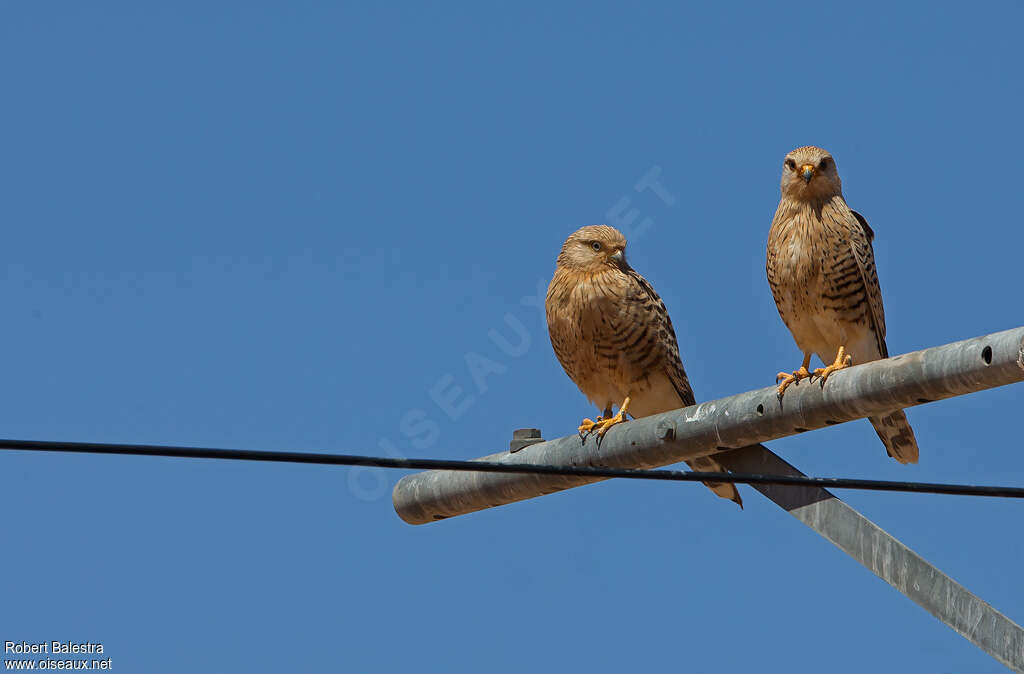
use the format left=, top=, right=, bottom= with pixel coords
left=392, top=326, right=1024, bottom=525
left=718, top=445, right=1024, bottom=673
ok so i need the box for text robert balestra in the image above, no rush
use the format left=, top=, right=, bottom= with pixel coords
left=5, top=641, right=104, bottom=654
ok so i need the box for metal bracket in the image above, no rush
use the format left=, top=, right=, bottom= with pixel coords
left=509, top=428, right=543, bottom=453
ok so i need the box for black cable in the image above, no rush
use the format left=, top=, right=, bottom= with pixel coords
left=0, top=437, right=1022, bottom=498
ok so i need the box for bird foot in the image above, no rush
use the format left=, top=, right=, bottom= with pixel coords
left=579, top=405, right=614, bottom=438
left=776, top=366, right=812, bottom=398
left=813, top=347, right=853, bottom=386
left=578, top=417, right=602, bottom=437
left=578, top=399, right=631, bottom=441
left=583, top=409, right=628, bottom=439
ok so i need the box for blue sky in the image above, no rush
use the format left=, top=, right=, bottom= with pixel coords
left=1, top=2, right=1022, bottom=672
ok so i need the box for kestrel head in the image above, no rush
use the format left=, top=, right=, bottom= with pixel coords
left=556, top=225, right=629, bottom=273
left=780, top=146, right=843, bottom=201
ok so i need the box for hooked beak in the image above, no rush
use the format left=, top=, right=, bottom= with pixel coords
left=610, top=249, right=626, bottom=269
left=801, top=164, right=814, bottom=184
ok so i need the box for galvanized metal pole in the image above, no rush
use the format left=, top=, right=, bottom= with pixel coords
left=393, top=326, right=1024, bottom=525
left=718, top=445, right=1024, bottom=672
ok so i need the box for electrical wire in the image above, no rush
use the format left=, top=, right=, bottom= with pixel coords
left=0, top=437, right=1022, bottom=498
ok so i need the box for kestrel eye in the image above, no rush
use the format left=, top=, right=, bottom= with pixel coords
left=785, top=159, right=796, bottom=170
left=819, top=158, right=830, bottom=169
left=591, top=242, right=602, bottom=251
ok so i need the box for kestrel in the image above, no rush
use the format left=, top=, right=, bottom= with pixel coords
left=767, top=146, right=919, bottom=464
left=546, top=225, right=743, bottom=506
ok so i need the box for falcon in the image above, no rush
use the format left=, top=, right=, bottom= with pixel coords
left=546, top=225, right=742, bottom=505
left=767, top=146, right=919, bottom=464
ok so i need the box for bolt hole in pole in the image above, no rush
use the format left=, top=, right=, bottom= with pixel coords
left=981, top=345, right=993, bottom=365
left=756, top=404, right=765, bottom=416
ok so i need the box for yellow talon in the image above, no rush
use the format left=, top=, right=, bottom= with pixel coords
left=776, top=353, right=813, bottom=397
left=578, top=397, right=631, bottom=439
left=813, top=345, right=853, bottom=386
left=593, top=410, right=627, bottom=438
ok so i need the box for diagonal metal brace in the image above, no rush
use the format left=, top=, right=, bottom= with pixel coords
left=719, top=445, right=1024, bottom=673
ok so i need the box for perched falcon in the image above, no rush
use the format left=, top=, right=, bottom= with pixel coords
left=546, top=225, right=743, bottom=506
left=767, top=146, right=919, bottom=464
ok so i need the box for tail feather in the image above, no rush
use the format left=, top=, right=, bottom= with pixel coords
left=686, top=456, right=743, bottom=508
left=869, top=410, right=919, bottom=464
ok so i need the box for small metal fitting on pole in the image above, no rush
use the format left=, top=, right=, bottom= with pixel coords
left=509, top=429, right=543, bottom=453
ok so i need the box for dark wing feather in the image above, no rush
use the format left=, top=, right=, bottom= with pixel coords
left=625, top=267, right=742, bottom=505
left=849, top=209, right=888, bottom=358
left=621, top=267, right=696, bottom=407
